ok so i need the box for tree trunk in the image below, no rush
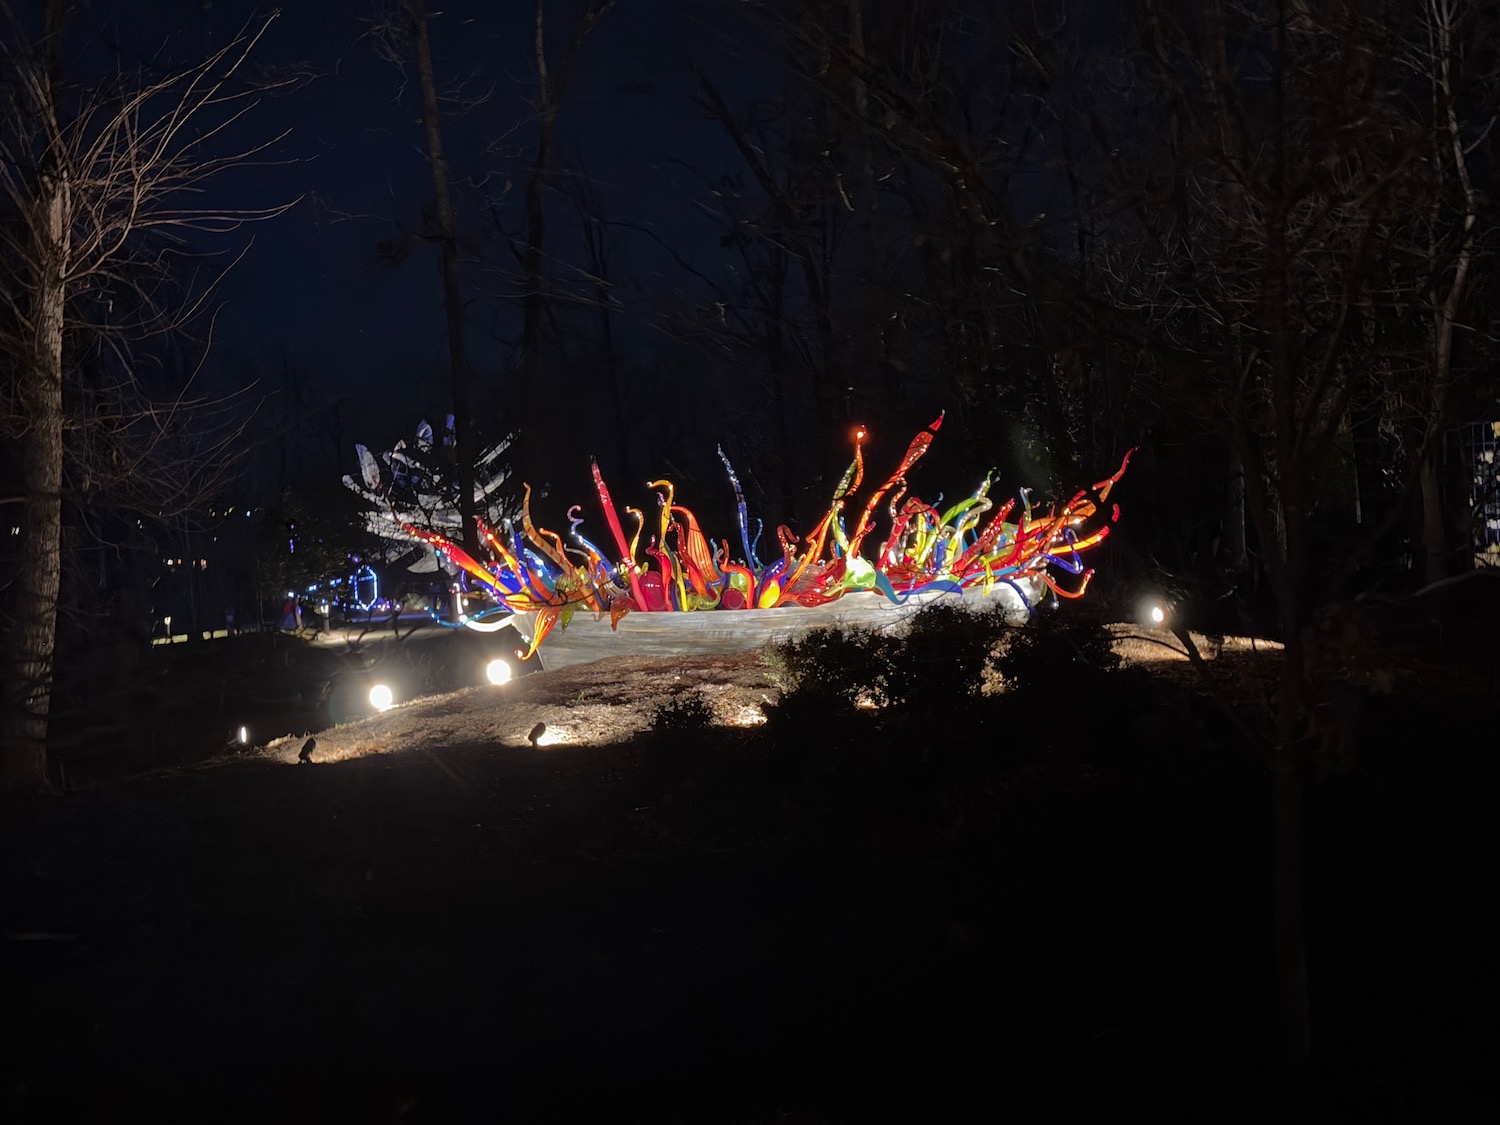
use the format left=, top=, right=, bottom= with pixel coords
left=693, top=71, right=841, bottom=487
left=407, top=0, right=479, bottom=558
left=1, top=199, right=67, bottom=792
left=1272, top=521, right=1313, bottom=1075
left=519, top=145, right=549, bottom=447
left=578, top=207, right=631, bottom=483
left=846, top=0, right=899, bottom=406
left=515, top=0, right=561, bottom=492
left=1, top=0, right=69, bottom=792
left=594, top=274, right=630, bottom=484
left=1224, top=450, right=1248, bottom=574
left=1417, top=0, right=1477, bottom=590
left=1, top=372, right=63, bottom=790
left=1419, top=449, right=1448, bottom=585
left=1349, top=400, right=1388, bottom=533
left=1265, top=30, right=1313, bottom=1055
left=767, top=247, right=794, bottom=520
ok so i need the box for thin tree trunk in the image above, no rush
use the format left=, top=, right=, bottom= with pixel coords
left=1266, top=15, right=1313, bottom=1060
left=1420, top=452, right=1447, bottom=585
left=694, top=72, right=841, bottom=483
left=594, top=274, right=630, bottom=483
left=513, top=1, right=611, bottom=489
left=767, top=247, right=794, bottom=520
left=519, top=137, right=549, bottom=441
left=1349, top=401, right=1384, bottom=531
left=516, top=0, right=560, bottom=490
left=407, top=0, right=479, bottom=558
left=578, top=206, right=630, bottom=482
left=1270, top=471, right=1313, bottom=1074
left=847, top=0, right=898, bottom=404
left=1417, top=0, right=1478, bottom=588
left=183, top=522, right=202, bottom=642
left=1224, top=450, right=1248, bottom=574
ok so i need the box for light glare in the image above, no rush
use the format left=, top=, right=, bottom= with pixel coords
left=1150, top=604, right=1166, bottom=624
left=369, top=683, right=395, bottom=711
left=485, top=658, right=513, bottom=685
left=725, top=705, right=766, bottom=727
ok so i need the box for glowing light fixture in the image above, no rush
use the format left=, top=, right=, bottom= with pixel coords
left=1150, top=604, right=1166, bottom=625
left=236, top=725, right=249, bottom=746
left=369, top=683, right=395, bottom=711
left=532, top=723, right=567, bottom=747
left=485, top=658, right=513, bottom=685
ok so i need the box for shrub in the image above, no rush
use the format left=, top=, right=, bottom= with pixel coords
left=766, top=624, right=904, bottom=709
left=990, top=608, right=1120, bottom=697
left=649, top=688, right=717, bottom=736
left=769, top=602, right=1015, bottom=715
left=892, top=602, right=1014, bottom=709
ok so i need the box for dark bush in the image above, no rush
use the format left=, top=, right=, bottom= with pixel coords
left=769, top=601, right=1014, bottom=716
left=766, top=624, right=904, bottom=709
left=649, top=688, right=717, bottom=736
left=892, top=601, right=1014, bottom=710
left=991, top=607, right=1120, bottom=694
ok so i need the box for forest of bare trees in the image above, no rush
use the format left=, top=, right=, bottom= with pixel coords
left=1, top=0, right=1492, bottom=772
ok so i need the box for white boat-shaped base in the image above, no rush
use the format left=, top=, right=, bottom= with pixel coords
left=507, top=579, right=1044, bottom=670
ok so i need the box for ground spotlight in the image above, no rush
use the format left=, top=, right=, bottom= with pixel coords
left=1150, top=604, right=1166, bottom=625
left=236, top=725, right=250, bottom=746
left=369, top=683, right=395, bottom=712
left=485, top=658, right=513, bottom=686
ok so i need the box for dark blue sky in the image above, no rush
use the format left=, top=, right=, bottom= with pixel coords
left=69, top=0, right=764, bottom=427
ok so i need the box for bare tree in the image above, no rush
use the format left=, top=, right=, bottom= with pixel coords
left=1407, top=0, right=1492, bottom=585
left=504, top=0, right=614, bottom=494
left=694, top=67, right=853, bottom=491
left=0, top=5, right=290, bottom=791
left=557, top=158, right=635, bottom=484
left=362, top=0, right=487, bottom=559
left=713, top=0, right=1096, bottom=492
left=1070, top=0, right=1494, bottom=1071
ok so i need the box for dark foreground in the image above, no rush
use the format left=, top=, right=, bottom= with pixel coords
left=1, top=660, right=1489, bottom=1122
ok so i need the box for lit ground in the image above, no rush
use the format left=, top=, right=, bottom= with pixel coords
left=250, top=625, right=1284, bottom=767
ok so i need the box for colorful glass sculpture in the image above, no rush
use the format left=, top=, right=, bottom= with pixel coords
left=385, top=417, right=1131, bottom=659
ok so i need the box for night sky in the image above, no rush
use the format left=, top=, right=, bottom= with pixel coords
left=17, top=0, right=1099, bottom=517
left=73, top=0, right=762, bottom=437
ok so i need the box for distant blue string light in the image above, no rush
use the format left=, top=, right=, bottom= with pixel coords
left=352, top=565, right=378, bottom=611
